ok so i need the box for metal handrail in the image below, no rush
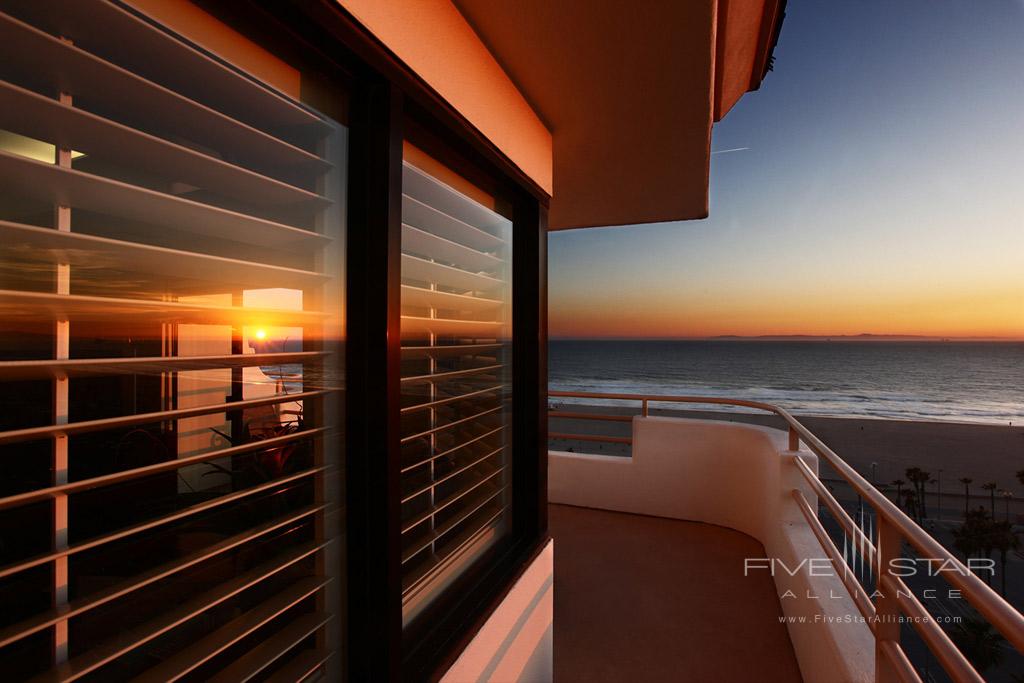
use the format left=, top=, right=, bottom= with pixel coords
left=548, top=390, right=1024, bottom=682
left=548, top=432, right=632, bottom=445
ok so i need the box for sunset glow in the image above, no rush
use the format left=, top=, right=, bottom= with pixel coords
left=550, top=1, right=1024, bottom=340
left=550, top=270, right=1024, bottom=339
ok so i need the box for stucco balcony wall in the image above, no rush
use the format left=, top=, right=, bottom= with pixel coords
left=549, top=416, right=875, bottom=683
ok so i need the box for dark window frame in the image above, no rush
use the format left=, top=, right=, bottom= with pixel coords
left=398, top=100, right=548, bottom=681
left=197, top=1, right=549, bottom=680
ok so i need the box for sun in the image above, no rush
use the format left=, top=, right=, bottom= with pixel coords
left=254, top=329, right=267, bottom=340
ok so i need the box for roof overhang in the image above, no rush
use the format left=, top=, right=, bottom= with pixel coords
left=337, top=0, right=785, bottom=230
left=714, top=0, right=786, bottom=122
left=454, top=0, right=786, bottom=230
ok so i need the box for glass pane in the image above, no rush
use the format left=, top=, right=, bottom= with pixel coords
left=0, top=2, right=345, bottom=679
left=399, top=146, right=513, bottom=625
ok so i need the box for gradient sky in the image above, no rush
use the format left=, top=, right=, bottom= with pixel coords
left=549, top=0, right=1024, bottom=339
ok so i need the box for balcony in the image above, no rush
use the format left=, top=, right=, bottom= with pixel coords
left=549, top=503, right=802, bottom=682
left=545, top=392, right=1024, bottom=683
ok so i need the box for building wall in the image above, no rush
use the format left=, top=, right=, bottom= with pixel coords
left=337, top=0, right=553, bottom=196
left=441, top=540, right=554, bottom=683
left=714, top=0, right=779, bottom=120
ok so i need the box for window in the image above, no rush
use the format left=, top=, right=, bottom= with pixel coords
left=0, top=1, right=549, bottom=680
left=399, top=147, right=514, bottom=626
left=0, top=2, right=345, bottom=680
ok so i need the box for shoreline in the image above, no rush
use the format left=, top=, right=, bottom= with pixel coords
left=548, top=395, right=1023, bottom=428
left=550, top=399, right=1022, bottom=428
left=549, top=404, right=1024, bottom=502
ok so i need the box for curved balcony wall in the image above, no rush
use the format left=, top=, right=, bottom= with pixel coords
left=549, top=416, right=874, bottom=683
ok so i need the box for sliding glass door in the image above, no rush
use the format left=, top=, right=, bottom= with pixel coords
left=398, top=148, right=514, bottom=626
left=0, top=1, right=548, bottom=680
left=0, top=2, right=346, bottom=679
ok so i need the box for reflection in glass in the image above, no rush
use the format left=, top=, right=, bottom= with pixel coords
left=399, top=151, right=513, bottom=625
left=0, top=3, right=345, bottom=679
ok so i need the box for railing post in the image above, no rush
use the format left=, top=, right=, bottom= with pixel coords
left=875, top=516, right=902, bottom=683
left=641, top=399, right=648, bottom=417
left=788, top=425, right=799, bottom=451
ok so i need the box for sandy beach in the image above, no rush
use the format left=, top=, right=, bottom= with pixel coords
left=550, top=405, right=1024, bottom=516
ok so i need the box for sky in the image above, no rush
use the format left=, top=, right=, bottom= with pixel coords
left=548, top=0, right=1024, bottom=339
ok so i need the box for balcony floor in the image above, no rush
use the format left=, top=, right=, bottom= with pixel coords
left=549, top=504, right=803, bottom=682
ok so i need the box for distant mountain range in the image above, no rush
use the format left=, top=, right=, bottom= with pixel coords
left=550, top=334, right=1022, bottom=342
left=708, top=334, right=1017, bottom=342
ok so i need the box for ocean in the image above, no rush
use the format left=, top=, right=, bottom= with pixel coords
left=548, top=340, right=1024, bottom=425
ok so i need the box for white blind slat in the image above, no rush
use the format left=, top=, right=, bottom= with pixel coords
left=401, top=253, right=504, bottom=294
left=401, top=193, right=504, bottom=252
left=399, top=158, right=512, bottom=614
left=402, top=223, right=501, bottom=273
left=400, top=315, right=504, bottom=339
left=35, top=542, right=328, bottom=683
left=402, top=162, right=509, bottom=235
left=0, top=290, right=326, bottom=325
left=131, top=576, right=329, bottom=683
left=0, top=220, right=328, bottom=292
left=0, top=351, right=325, bottom=381
left=0, top=150, right=329, bottom=249
left=2, top=0, right=326, bottom=132
left=0, top=79, right=328, bottom=208
left=0, top=10, right=328, bottom=177
left=204, top=611, right=332, bottom=683
left=0, top=3, right=343, bottom=678
left=400, top=285, right=503, bottom=314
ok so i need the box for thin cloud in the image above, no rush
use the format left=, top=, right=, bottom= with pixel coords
left=711, top=147, right=751, bottom=155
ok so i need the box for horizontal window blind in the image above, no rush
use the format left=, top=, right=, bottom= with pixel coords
left=399, top=160, right=513, bottom=625
left=0, top=1, right=344, bottom=681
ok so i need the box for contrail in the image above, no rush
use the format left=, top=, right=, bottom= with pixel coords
left=711, top=147, right=750, bottom=155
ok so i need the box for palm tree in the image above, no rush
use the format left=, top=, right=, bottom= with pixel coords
left=960, top=477, right=973, bottom=518
left=953, top=518, right=980, bottom=561
left=892, top=479, right=905, bottom=505
left=903, top=490, right=918, bottom=521
left=991, top=521, right=1020, bottom=596
left=953, top=507, right=989, bottom=561
left=950, top=618, right=1006, bottom=673
left=954, top=508, right=999, bottom=586
left=982, top=482, right=998, bottom=517
left=905, top=467, right=931, bottom=521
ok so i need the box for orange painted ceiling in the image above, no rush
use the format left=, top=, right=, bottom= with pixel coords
left=454, top=0, right=783, bottom=230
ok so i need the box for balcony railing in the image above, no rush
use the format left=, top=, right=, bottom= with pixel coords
left=549, top=390, right=1024, bottom=683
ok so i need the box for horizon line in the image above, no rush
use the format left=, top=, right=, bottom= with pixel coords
left=549, top=334, right=1024, bottom=342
